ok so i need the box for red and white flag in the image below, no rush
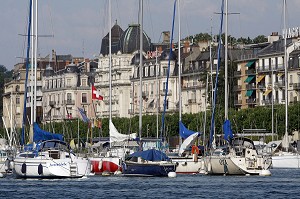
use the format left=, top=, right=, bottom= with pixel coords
left=92, top=85, right=103, bottom=100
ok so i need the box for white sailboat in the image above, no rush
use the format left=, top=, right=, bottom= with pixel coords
left=205, top=0, right=271, bottom=175
left=270, top=0, right=300, bottom=169
left=13, top=0, right=90, bottom=178
left=165, top=0, right=203, bottom=175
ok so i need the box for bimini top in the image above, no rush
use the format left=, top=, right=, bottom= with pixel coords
left=129, top=149, right=170, bottom=161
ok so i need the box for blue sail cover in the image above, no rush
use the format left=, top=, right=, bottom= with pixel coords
left=179, top=121, right=200, bottom=139
left=129, top=149, right=170, bottom=161
left=223, top=120, right=233, bottom=142
left=33, top=123, right=64, bottom=142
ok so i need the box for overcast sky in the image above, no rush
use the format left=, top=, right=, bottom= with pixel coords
left=1, top=0, right=300, bottom=70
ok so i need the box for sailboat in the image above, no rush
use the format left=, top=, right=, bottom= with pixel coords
left=121, top=0, right=176, bottom=177
left=89, top=0, right=137, bottom=175
left=270, top=0, right=300, bottom=169
left=205, top=0, right=271, bottom=175
left=13, top=0, right=90, bottom=178
left=165, top=0, right=203, bottom=174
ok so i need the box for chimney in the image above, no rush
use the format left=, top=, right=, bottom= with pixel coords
left=162, top=31, right=170, bottom=43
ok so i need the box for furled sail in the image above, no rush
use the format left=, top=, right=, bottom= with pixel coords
left=33, top=122, right=64, bottom=142
left=109, top=120, right=136, bottom=143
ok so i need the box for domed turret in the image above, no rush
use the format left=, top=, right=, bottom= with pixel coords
left=119, top=24, right=151, bottom=54
left=131, top=53, right=146, bottom=65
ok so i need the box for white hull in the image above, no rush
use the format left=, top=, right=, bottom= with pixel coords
left=14, top=156, right=90, bottom=178
left=272, top=153, right=300, bottom=169
left=169, top=155, right=202, bottom=174
left=205, top=156, right=244, bottom=175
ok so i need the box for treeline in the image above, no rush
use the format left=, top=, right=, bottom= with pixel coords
left=5, top=102, right=299, bottom=145
left=185, top=33, right=268, bottom=45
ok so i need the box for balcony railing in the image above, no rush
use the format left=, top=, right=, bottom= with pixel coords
left=65, top=100, right=75, bottom=105
left=246, top=98, right=256, bottom=104
left=188, top=99, right=196, bottom=104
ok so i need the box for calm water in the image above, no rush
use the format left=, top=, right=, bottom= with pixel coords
left=0, top=169, right=300, bottom=199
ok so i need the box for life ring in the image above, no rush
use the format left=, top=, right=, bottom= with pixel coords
left=191, top=146, right=199, bottom=155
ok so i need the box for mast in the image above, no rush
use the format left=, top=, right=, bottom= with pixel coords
left=283, top=0, right=288, bottom=151
left=224, top=0, right=228, bottom=120
left=156, top=47, right=159, bottom=139
left=33, top=0, right=38, bottom=122
left=30, top=0, right=34, bottom=125
left=139, top=0, right=143, bottom=141
left=109, top=0, right=112, bottom=147
left=178, top=0, right=182, bottom=146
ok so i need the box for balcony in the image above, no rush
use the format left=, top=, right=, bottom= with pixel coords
left=49, top=101, right=56, bottom=107
left=234, top=100, right=242, bottom=105
left=293, top=83, right=300, bottom=90
left=188, top=99, right=196, bottom=104
left=160, top=89, right=172, bottom=96
left=233, top=85, right=242, bottom=91
left=234, top=71, right=241, bottom=77
left=246, top=84, right=256, bottom=90
left=246, top=69, right=255, bottom=75
left=65, top=100, right=75, bottom=105
left=246, top=98, right=256, bottom=104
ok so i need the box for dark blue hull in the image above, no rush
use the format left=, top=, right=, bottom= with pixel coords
left=122, top=161, right=176, bottom=177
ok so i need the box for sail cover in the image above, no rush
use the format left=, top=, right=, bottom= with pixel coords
left=178, top=132, right=199, bottom=156
left=109, top=120, right=136, bottom=143
left=179, top=121, right=200, bottom=139
left=223, top=120, right=233, bottom=142
left=129, top=149, right=170, bottom=161
left=33, top=122, right=63, bottom=142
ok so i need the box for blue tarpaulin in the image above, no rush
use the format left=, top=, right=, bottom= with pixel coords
left=33, top=123, right=64, bottom=142
left=179, top=121, right=200, bottom=139
left=129, top=149, right=170, bottom=161
left=223, top=120, right=233, bottom=142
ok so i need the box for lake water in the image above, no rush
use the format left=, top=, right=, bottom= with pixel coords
left=0, top=169, right=299, bottom=199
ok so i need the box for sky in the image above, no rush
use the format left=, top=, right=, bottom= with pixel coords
left=1, top=0, right=300, bottom=70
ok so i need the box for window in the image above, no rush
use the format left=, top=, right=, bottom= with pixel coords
left=163, top=67, right=168, bottom=76
left=67, top=93, right=72, bottom=101
left=67, top=79, right=71, bottom=86
left=16, top=97, right=20, bottom=105
left=82, top=79, right=87, bottom=87
left=82, top=93, right=87, bottom=103
left=151, top=83, right=154, bottom=95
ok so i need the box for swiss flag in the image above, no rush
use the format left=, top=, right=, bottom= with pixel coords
left=92, top=85, right=103, bottom=100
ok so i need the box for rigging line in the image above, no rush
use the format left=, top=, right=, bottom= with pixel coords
left=21, top=0, right=33, bottom=146
left=209, top=0, right=224, bottom=148
left=145, top=0, right=155, bottom=42
left=161, top=0, right=176, bottom=144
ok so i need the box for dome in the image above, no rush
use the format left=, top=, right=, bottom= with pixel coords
left=160, top=49, right=177, bottom=61
left=131, top=53, right=146, bottom=65
left=119, top=24, right=151, bottom=54
left=100, top=21, right=124, bottom=56
left=43, top=65, right=54, bottom=77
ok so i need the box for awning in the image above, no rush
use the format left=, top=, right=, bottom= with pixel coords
left=263, top=89, right=272, bottom=96
left=245, top=60, right=255, bottom=67
left=244, top=75, right=255, bottom=83
left=256, top=75, right=265, bottom=83
left=245, top=90, right=254, bottom=97
left=277, top=73, right=284, bottom=77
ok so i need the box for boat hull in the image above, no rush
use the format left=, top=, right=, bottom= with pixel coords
left=89, top=157, right=122, bottom=174
left=169, top=156, right=202, bottom=174
left=14, top=157, right=90, bottom=178
left=272, top=153, right=300, bottom=169
left=122, top=161, right=176, bottom=177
